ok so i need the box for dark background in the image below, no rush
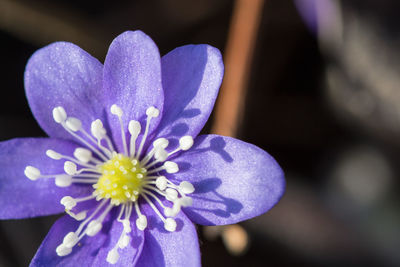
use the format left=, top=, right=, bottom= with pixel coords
left=1, top=0, right=399, bottom=266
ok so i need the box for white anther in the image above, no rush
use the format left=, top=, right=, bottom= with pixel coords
left=74, top=211, right=87, bottom=221
left=118, top=235, right=130, bottom=249
left=179, top=196, right=193, bottom=207
left=56, top=243, right=72, bottom=256
left=153, top=138, right=169, bottom=149
left=111, top=104, right=123, bottom=117
left=155, top=176, right=168, bottom=190
left=179, top=181, right=195, bottom=194
left=91, top=119, right=106, bottom=139
left=146, top=106, right=160, bottom=118
left=55, top=175, right=72, bottom=187
left=122, top=219, right=131, bottom=233
left=179, top=136, right=194, bottom=151
left=166, top=188, right=178, bottom=201
left=86, top=220, right=102, bottom=236
left=64, top=161, right=77, bottom=175
left=52, top=107, right=67, bottom=123
left=107, top=248, right=119, bottom=264
left=154, top=148, right=168, bottom=162
left=164, top=218, right=177, bottom=232
left=164, top=207, right=174, bottom=217
left=164, top=161, right=179, bottom=173
left=60, top=196, right=76, bottom=210
left=136, top=215, right=147, bottom=231
left=128, top=120, right=141, bottom=136
left=65, top=117, right=82, bottom=132
left=63, top=232, right=79, bottom=248
left=46, top=149, right=62, bottom=160
left=24, top=166, right=41, bottom=181
left=73, top=148, right=92, bottom=163
left=164, top=205, right=180, bottom=217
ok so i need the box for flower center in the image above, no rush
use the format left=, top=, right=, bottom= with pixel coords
left=94, top=154, right=146, bottom=204
left=24, top=104, right=196, bottom=264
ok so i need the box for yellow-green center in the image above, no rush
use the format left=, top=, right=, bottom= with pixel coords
left=94, top=153, right=146, bottom=204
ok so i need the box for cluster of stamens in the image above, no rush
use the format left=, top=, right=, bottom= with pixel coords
left=24, top=104, right=195, bottom=264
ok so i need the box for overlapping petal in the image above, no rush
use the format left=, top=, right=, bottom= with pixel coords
left=156, top=45, right=223, bottom=149
left=30, top=213, right=144, bottom=267
left=0, top=138, right=91, bottom=219
left=172, top=134, right=285, bottom=225
left=24, top=42, right=105, bottom=141
left=136, top=204, right=200, bottom=267
left=103, top=31, right=164, bottom=152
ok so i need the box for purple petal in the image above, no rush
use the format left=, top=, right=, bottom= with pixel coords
left=103, top=31, right=164, bottom=153
left=24, top=42, right=105, bottom=141
left=31, top=212, right=144, bottom=266
left=173, top=134, right=285, bottom=225
left=136, top=204, right=200, bottom=267
left=0, top=138, right=92, bottom=219
left=156, top=45, right=223, bottom=149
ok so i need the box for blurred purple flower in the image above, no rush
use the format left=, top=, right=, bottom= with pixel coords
left=0, top=31, right=285, bottom=266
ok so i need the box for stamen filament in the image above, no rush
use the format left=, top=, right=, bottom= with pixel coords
left=111, top=105, right=128, bottom=156
left=75, top=199, right=108, bottom=236
left=136, top=117, right=151, bottom=159
left=142, top=189, right=167, bottom=209
left=71, top=178, right=98, bottom=184
left=61, top=123, right=108, bottom=161
left=141, top=193, right=166, bottom=222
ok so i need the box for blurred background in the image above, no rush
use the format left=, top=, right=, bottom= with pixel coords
left=1, top=0, right=400, bottom=266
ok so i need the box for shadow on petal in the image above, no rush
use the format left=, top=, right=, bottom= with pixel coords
left=183, top=178, right=243, bottom=225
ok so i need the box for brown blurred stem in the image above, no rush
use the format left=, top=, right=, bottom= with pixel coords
left=212, top=0, right=265, bottom=137
left=208, top=0, right=264, bottom=256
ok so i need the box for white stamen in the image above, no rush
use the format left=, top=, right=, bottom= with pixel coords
left=107, top=248, right=119, bottom=264
left=69, top=210, right=87, bottom=221
left=128, top=120, right=141, bottom=157
left=122, top=219, right=131, bottom=233
left=52, top=107, right=67, bottom=123
left=64, top=161, right=77, bottom=175
left=154, top=148, right=168, bottom=162
left=166, top=188, right=178, bottom=201
left=62, top=121, right=108, bottom=162
left=146, top=106, right=160, bottom=118
left=164, top=204, right=180, bottom=217
left=179, top=196, right=193, bottom=207
left=153, top=138, right=169, bottom=149
left=63, top=232, right=79, bottom=248
left=73, top=148, right=92, bottom=163
left=136, top=107, right=160, bottom=158
left=65, top=117, right=82, bottom=132
left=55, top=174, right=72, bottom=187
left=75, top=199, right=107, bottom=236
left=24, top=166, right=41, bottom=181
left=60, top=196, right=76, bottom=210
left=111, top=104, right=128, bottom=156
left=46, top=149, right=62, bottom=160
left=56, top=244, right=72, bottom=256
left=118, top=234, right=130, bottom=249
left=110, top=104, right=123, bottom=117
left=128, top=120, right=141, bottom=136
left=86, top=220, right=102, bottom=236
left=179, top=136, right=194, bottom=151
left=164, top=161, right=179, bottom=173
left=164, top=218, right=177, bottom=232
left=140, top=138, right=168, bottom=166
left=179, top=181, right=195, bottom=194
left=91, top=119, right=106, bottom=140
left=136, top=215, right=147, bottom=231
left=155, top=176, right=168, bottom=190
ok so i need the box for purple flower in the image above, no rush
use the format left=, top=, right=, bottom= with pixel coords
left=0, top=31, right=285, bottom=266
